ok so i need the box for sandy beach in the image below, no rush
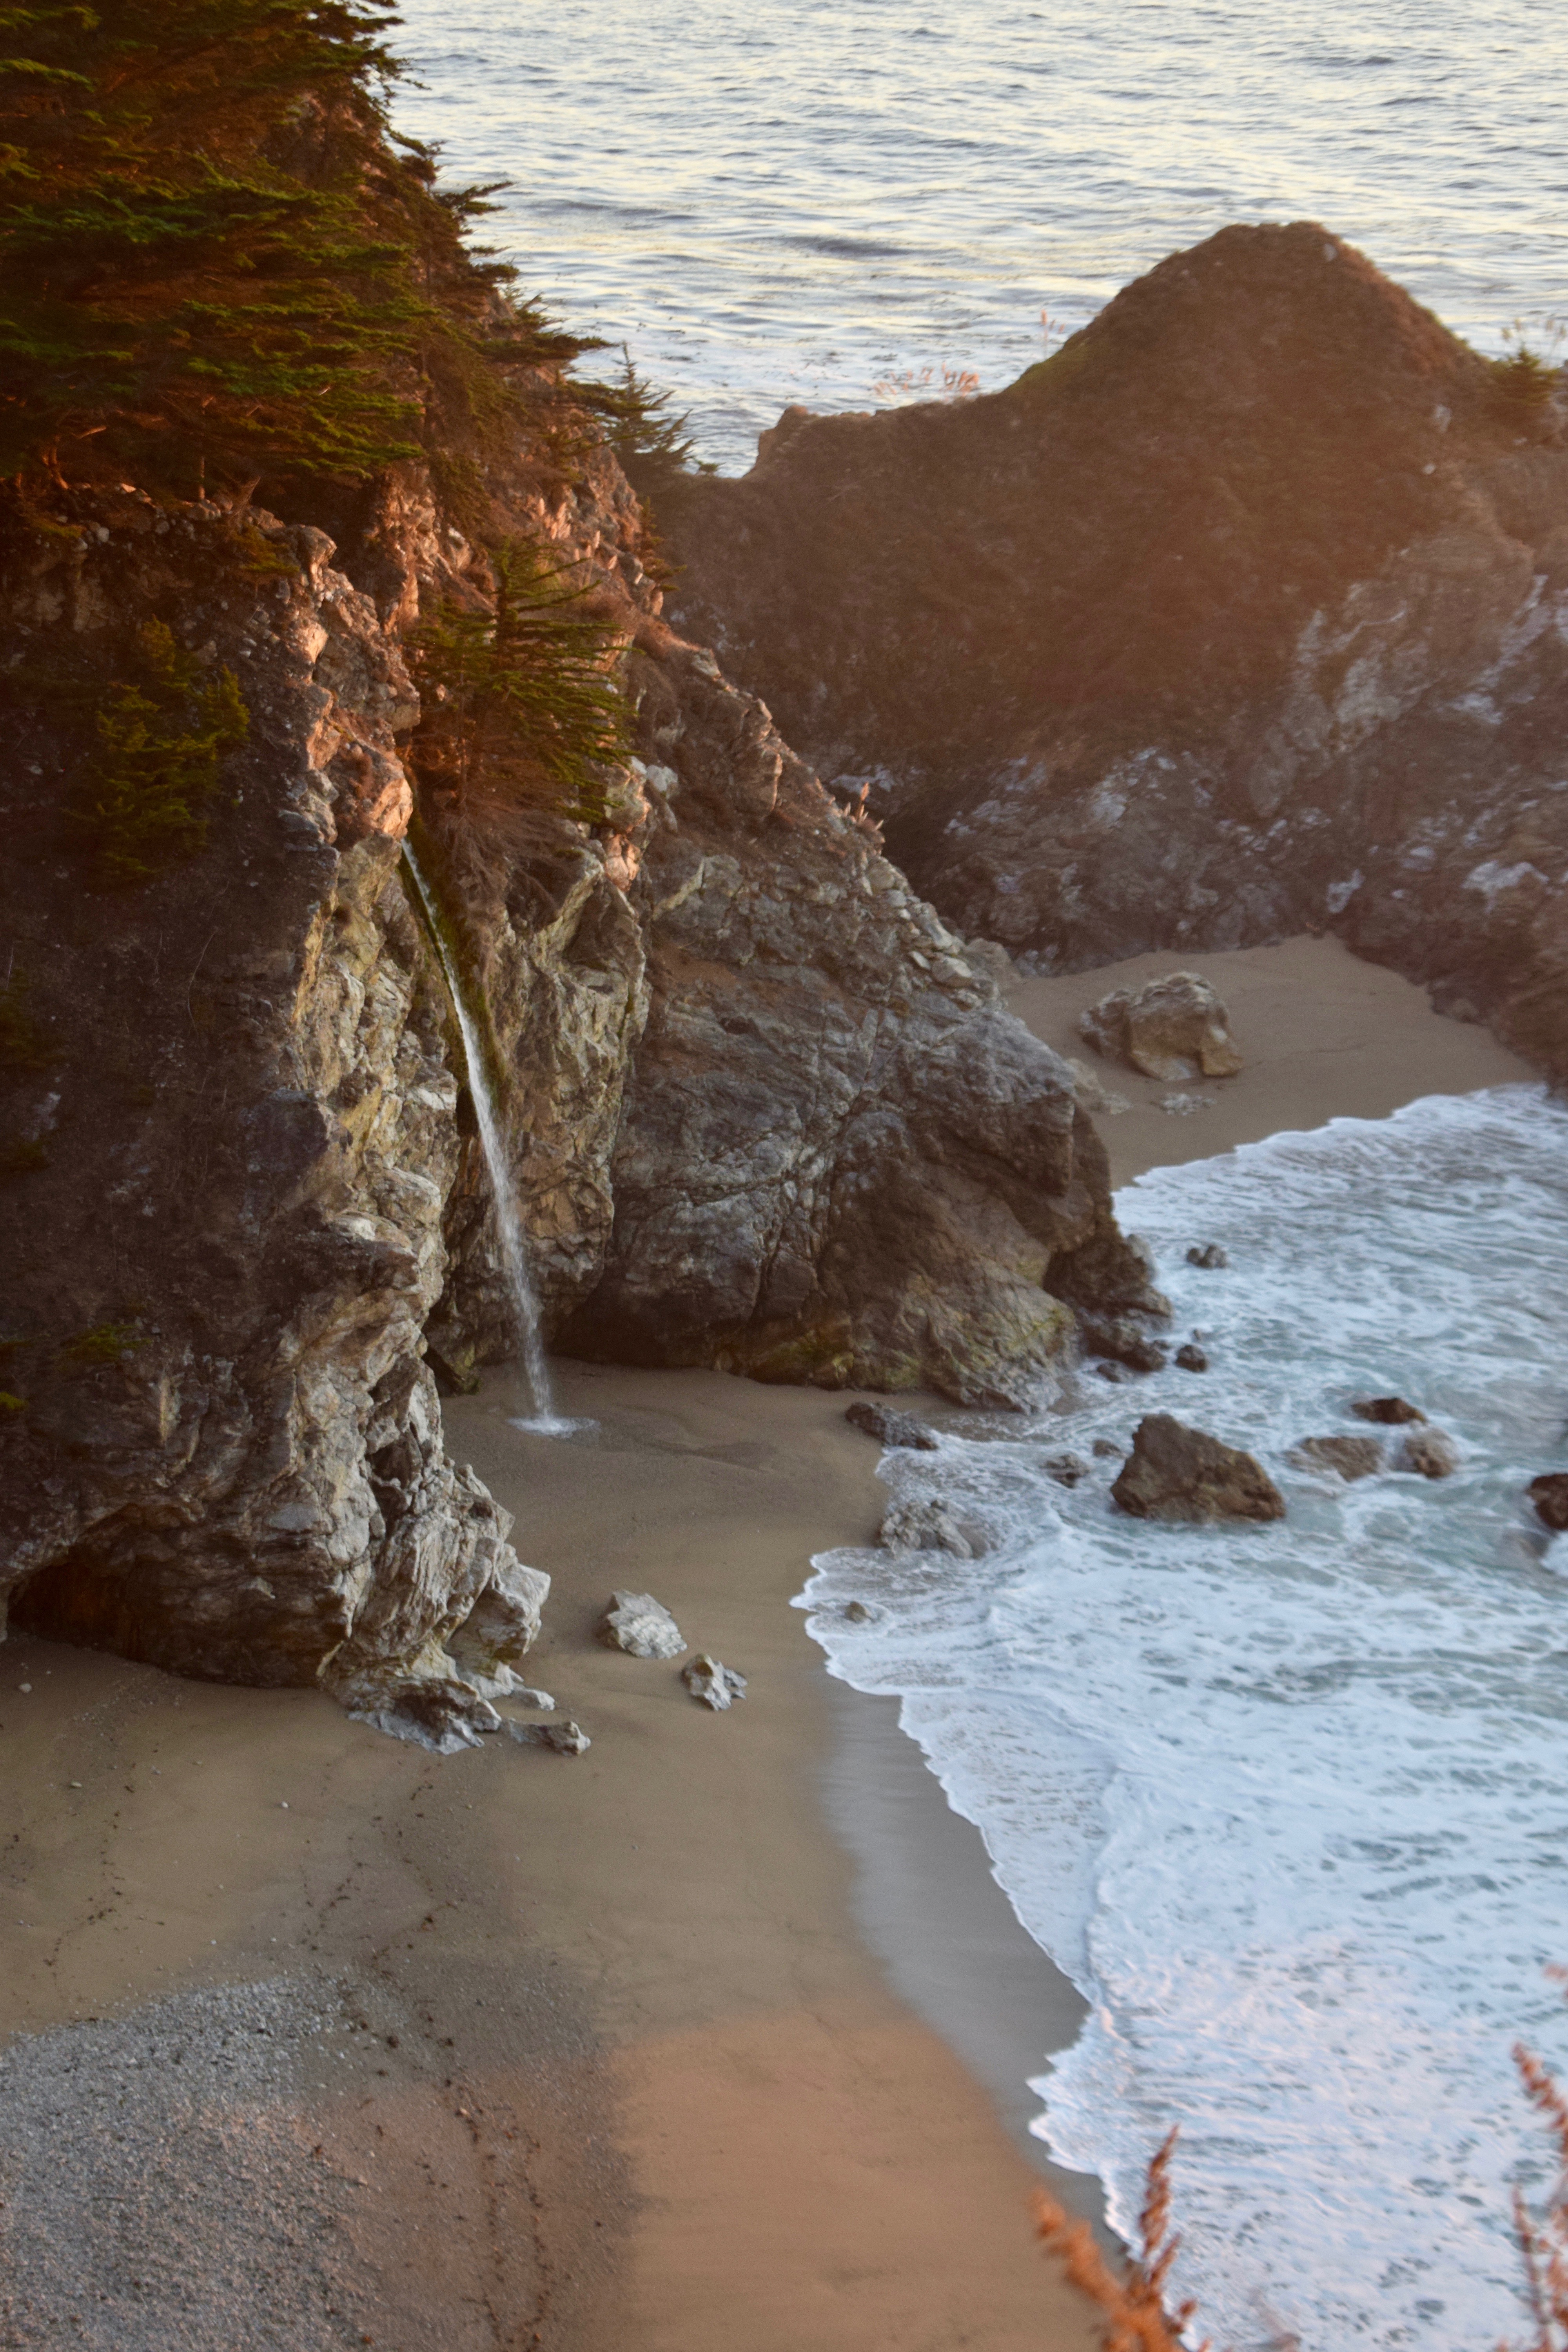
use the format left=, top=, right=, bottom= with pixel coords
left=0, top=935, right=1540, bottom=2351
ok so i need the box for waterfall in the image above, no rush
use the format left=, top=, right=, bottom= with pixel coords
left=402, top=844, right=565, bottom=1433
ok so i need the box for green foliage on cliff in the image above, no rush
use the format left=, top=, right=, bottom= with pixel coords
left=0, top=0, right=584, bottom=494
left=71, top=621, right=249, bottom=885
left=585, top=348, right=713, bottom=493
left=409, top=541, right=631, bottom=826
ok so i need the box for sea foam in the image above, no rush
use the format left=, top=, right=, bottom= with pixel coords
left=803, top=1086, right=1568, bottom=2351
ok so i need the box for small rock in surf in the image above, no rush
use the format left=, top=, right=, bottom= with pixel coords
left=1352, top=1395, right=1427, bottom=1425
left=1186, top=1242, right=1229, bottom=1268
left=845, top=1401, right=939, bottom=1449
left=1397, top=1427, right=1459, bottom=1479
left=1530, top=1473, right=1568, bottom=1532
left=1288, top=1436, right=1384, bottom=1481
left=1112, top=1413, right=1286, bottom=1524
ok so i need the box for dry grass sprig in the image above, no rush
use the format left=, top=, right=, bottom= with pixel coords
left=1032, top=2128, right=1206, bottom=2352
left=1503, top=1968, right=1568, bottom=2352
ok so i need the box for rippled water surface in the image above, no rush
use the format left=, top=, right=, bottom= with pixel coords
left=390, top=0, right=1568, bottom=468
left=805, top=1088, right=1568, bottom=2352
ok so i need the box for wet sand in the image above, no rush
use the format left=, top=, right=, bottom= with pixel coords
left=0, top=931, right=1538, bottom=2349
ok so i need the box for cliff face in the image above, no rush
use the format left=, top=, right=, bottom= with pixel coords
left=0, top=423, right=1154, bottom=1728
left=660, top=223, right=1568, bottom=1083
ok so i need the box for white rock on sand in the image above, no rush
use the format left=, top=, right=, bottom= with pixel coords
left=599, top=1590, right=687, bottom=1659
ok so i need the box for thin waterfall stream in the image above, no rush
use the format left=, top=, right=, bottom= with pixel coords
left=402, top=844, right=567, bottom=1434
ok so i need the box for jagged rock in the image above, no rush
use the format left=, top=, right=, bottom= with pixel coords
left=552, top=642, right=1160, bottom=1410
left=1080, top=1316, right=1169, bottom=1374
left=681, top=1655, right=748, bottom=1710
left=0, top=324, right=1164, bottom=1704
left=598, top=1591, right=686, bottom=1659
left=879, top=1497, right=973, bottom=1557
left=1187, top=1244, right=1229, bottom=1269
left=845, top=1401, right=939, bottom=1449
left=354, top=1680, right=504, bottom=1757
left=508, top=1718, right=591, bottom=1755
left=1044, top=1452, right=1090, bottom=1486
left=1066, top=1057, right=1132, bottom=1116
left=1289, top=1435, right=1384, bottom=1481
left=1080, top=973, right=1243, bottom=1083
left=1175, top=1343, right=1209, bottom=1372
left=662, top=223, right=1568, bottom=1089
left=1352, top=1396, right=1427, bottom=1425
left=1112, top=1414, right=1286, bottom=1523
left=1398, top=1427, right=1459, bottom=1479
left=1531, top=1473, right=1568, bottom=1532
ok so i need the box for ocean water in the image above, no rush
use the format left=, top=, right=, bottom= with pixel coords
left=802, top=1087, right=1568, bottom=2352
left=388, top=0, right=1568, bottom=470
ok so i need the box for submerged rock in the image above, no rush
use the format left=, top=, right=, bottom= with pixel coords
left=843, top=1599, right=879, bottom=1622
left=681, top=1655, right=748, bottom=1710
left=1112, top=1414, right=1286, bottom=1523
left=1044, top=1452, right=1091, bottom=1486
left=1081, top=972, right=1243, bottom=1083
left=845, top=1401, right=939, bottom=1449
left=1289, top=1435, right=1384, bottom=1481
left=1397, top=1427, right=1459, bottom=1479
left=1187, top=1243, right=1229, bottom=1268
left=1352, top=1396, right=1427, bottom=1426
left=1530, top=1473, right=1568, bottom=1532
left=1175, top=1342, right=1210, bottom=1372
left=598, top=1591, right=687, bottom=1659
left=1080, top=1316, right=1169, bottom=1374
left=879, top=1497, right=974, bottom=1557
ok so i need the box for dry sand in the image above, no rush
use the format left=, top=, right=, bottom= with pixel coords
left=0, top=933, right=1538, bottom=2350
left=1010, top=933, right=1536, bottom=1185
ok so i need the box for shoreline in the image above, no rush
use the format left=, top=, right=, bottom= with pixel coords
left=0, top=933, right=1541, bottom=2348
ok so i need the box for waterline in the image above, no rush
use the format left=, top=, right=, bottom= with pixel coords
left=401, top=844, right=566, bottom=1433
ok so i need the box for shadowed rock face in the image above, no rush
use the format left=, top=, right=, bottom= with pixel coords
left=661, top=221, right=1568, bottom=1083
left=0, top=426, right=1153, bottom=1706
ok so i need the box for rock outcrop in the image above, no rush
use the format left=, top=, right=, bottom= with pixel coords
left=661, top=223, right=1568, bottom=1084
left=1112, top=1414, right=1286, bottom=1523
left=0, top=387, right=1155, bottom=1706
left=1080, top=972, right=1243, bottom=1083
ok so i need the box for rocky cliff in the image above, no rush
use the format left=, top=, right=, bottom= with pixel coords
left=661, top=223, right=1568, bottom=1083
left=0, top=406, right=1154, bottom=1735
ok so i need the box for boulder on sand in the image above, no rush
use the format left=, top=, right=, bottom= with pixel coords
left=1530, top=1473, right=1568, bottom=1533
left=1112, top=1414, right=1285, bottom=1523
left=599, top=1590, right=687, bottom=1659
left=1079, top=973, right=1243, bottom=1083
left=682, top=1655, right=748, bottom=1710
left=1288, top=1435, right=1384, bottom=1481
